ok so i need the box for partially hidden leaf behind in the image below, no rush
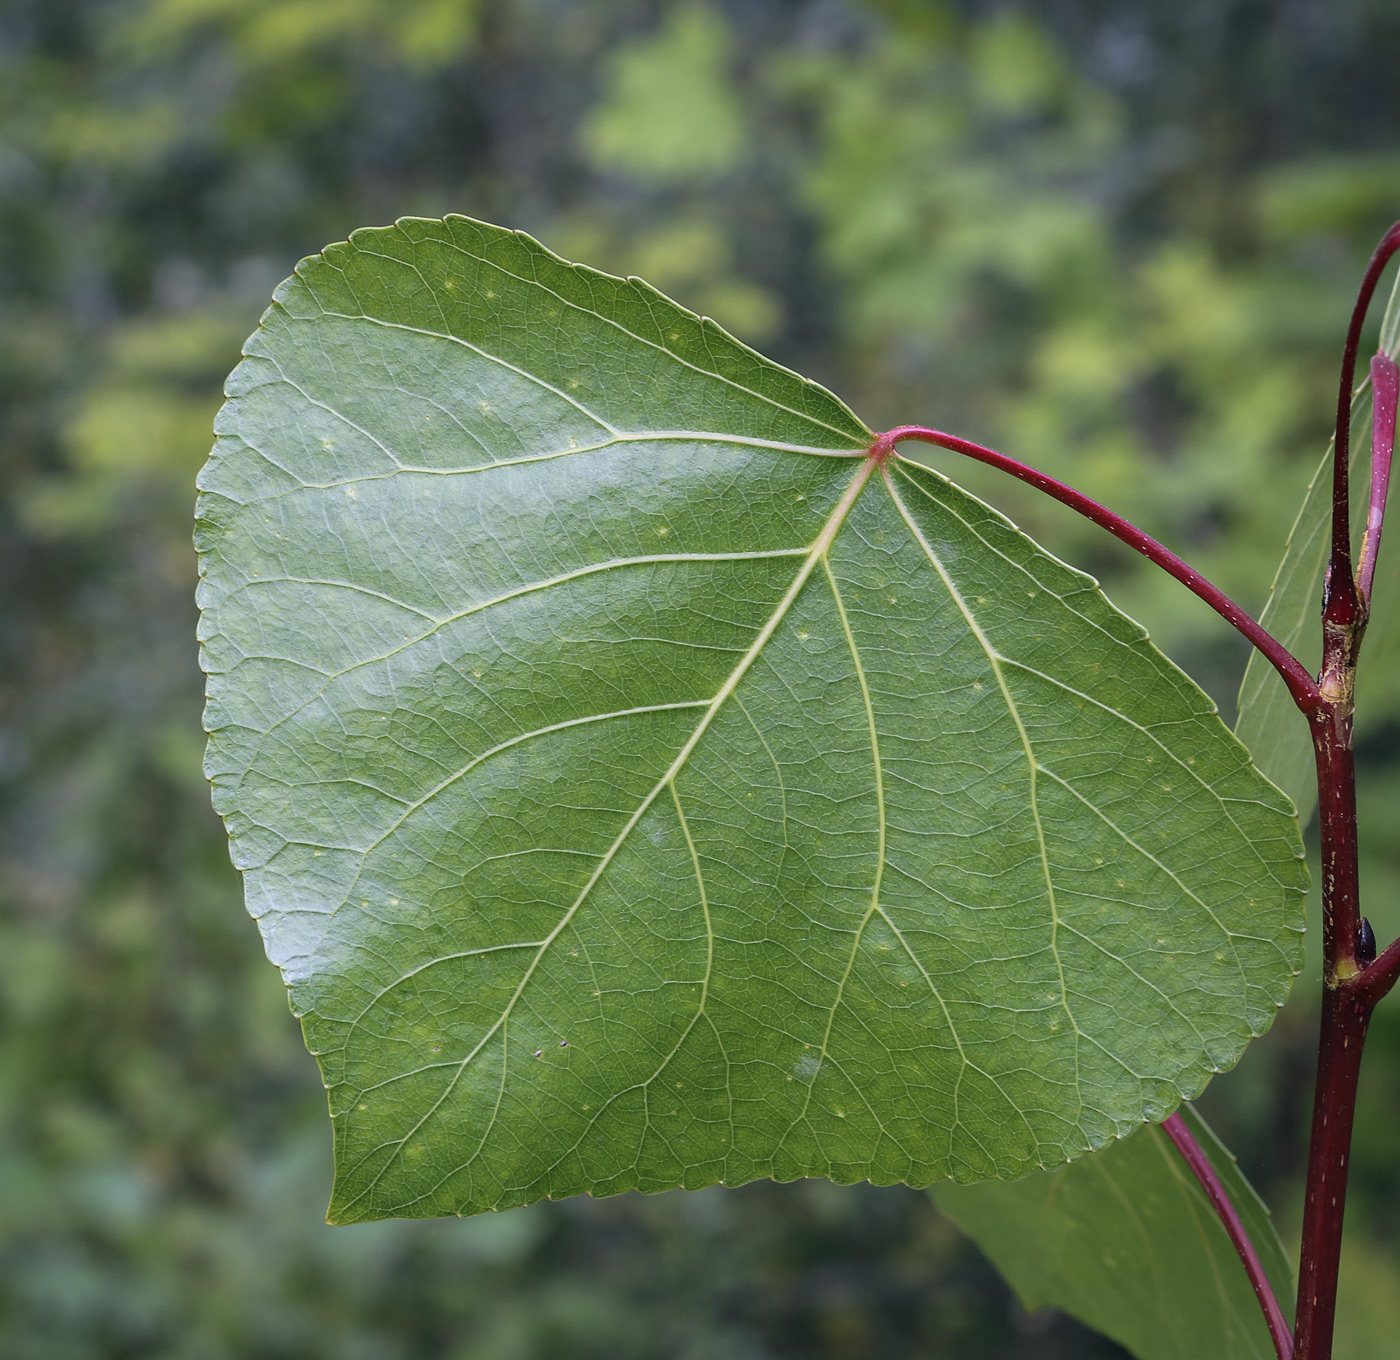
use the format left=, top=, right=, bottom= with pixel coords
left=933, top=1102, right=1295, bottom=1360
left=196, top=216, right=1306, bottom=1223
left=1236, top=271, right=1400, bottom=820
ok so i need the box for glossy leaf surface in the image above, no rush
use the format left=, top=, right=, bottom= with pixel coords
left=934, top=1104, right=1294, bottom=1360
left=197, top=216, right=1306, bottom=1222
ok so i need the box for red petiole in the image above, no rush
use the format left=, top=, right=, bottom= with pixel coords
left=1162, top=1113, right=1294, bottom=1360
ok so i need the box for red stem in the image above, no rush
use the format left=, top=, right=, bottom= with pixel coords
left=1357, top=352, right=1398, bottom=606
left=871, top=425, right=1321, bottom=712
left=1313, top=708, right=1363, bottom=984
left=1162, top=1113, right=1293, bottom=1360
left=1295, top=708, right=1366, bottom=1360
left=1294, top=689, right=1400, bottom=1360
left=1294, top=220, right=1400, bottom=1360
left=1294, top=980, right=1373, bottom=1360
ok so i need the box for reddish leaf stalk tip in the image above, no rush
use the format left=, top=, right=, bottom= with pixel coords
left=1162, top=1114, right=1293, bottom=1360
left=866, top=429, right=898, bottom=466
left=1356, top=933, right=1400, bottom=1005
left=1358, top=352, right=1398, bottom=607
left=873, top=425, right=1321, bottom=712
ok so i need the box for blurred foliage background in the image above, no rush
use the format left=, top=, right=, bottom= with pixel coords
left=3, top=0, right=1400, bottom=1355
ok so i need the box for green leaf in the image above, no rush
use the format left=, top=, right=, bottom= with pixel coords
left=933, top=1104, right=1295, bottom=1360
left=197, top=216, right=1306, bottom=1223
left=1236, top=270, right=1400, bottom=819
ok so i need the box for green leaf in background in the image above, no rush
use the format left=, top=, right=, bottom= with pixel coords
left=579, top=1, right=745, bottom=181
left=197, top=216, right=1306, bottom=1223
left=1235, top=272, right=1400, bottom=820
left=933, top=1103, right=1295, bottom=1360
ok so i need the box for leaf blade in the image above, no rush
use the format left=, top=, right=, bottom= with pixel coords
left=197, top=216, right=1307, bottom=1222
